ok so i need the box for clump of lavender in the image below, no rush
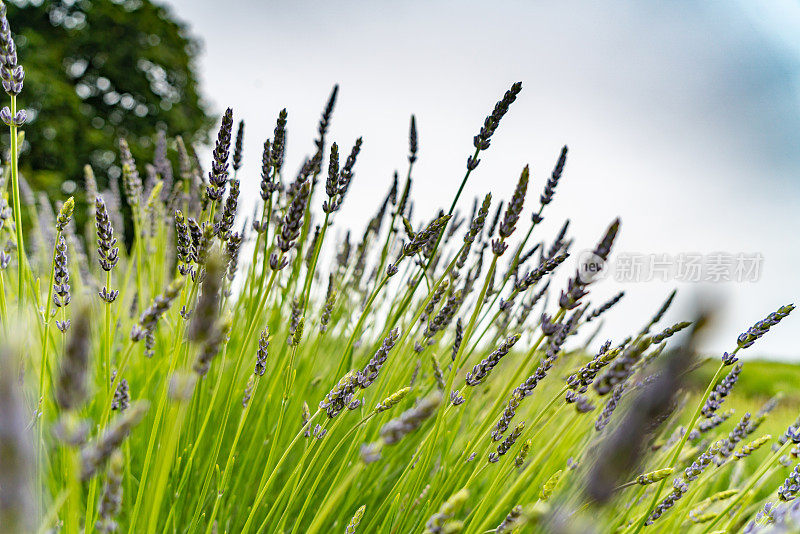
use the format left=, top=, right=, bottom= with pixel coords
left=468, top=81, right=523, bottom=170
left=53, top=235, right=71, bottom=330
left=538, top=146, right=568, bottom=210
left=513, top=309, right=580, bottom=399
left=225, top=231, right=243, bottom=282
left=646, top=442, right=722, bottom=525
left=778, top=464, right=800, bottom=501
left=361, top=391, right=442, bottom=463
left=218, top=178, right=240, bottom=238
left=111, top=375, right=129, bottom=413
left=325, top=138, right=363, bottom=213
left=567, top=343, right=621, bottom=394
left=489, top=422, right=524, bottom=463
left=270, top=109, right=287, bottom=175
left=0, top=2, right=25, bottom=99
left=319, top=275, right=336, bottom=333
left=594, top=336, right=654, bottom=396
left=311, top=86, right=338, bottom=174
left=701, top=363, right=742, bottom=419
left=232, top=120, right=244, bottom=172
left=131, top=278, right=185, bottom=347
left=118, top=139, right=143, bottom=208
left=689, top=409, right=733, bottom=440
left=401, top=214, right=451, bottom=259
left=206, top=108, right=234, bottom=201
left=586, top=291, right=625, bottom=323
left=594, top=383, right=625, bottom=433
left=457, top=193, right=491, bottom=269
left=272, top=181, right=311, bottom=270
left=451, top=319, right=463, bottom=361
left=254, top=329, right=269, bottom=376
left=5, top=54, right=800, bottom=534
left=492, top=165, right=529, bottom=255
left=565, top=390, right=595, bottom=413
left=320, top=371, right=358, bottom=419
left=737, top=304, right=795, bottom=350
left=174, top=210, right=193, bottom=274
left=95, top=196, right=120, bottom=302
left=559, top=218, right=620, bottom=310
left=716, top=413, right=752, bottom=465
left=465, top=333, right=520, bottom=386
left=356, top=328, right=400, bottom=389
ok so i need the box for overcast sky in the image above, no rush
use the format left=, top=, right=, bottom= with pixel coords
left=164, top=0, right=800, bottom=359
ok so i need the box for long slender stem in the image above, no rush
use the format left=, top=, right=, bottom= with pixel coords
left=9, top=94, right=24, bottom=313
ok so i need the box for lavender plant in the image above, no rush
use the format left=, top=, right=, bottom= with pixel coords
left=0, top=9, right=796, bottom=533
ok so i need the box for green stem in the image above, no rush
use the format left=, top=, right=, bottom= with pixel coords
left=204, top=378, right=260, bottom=534
left=9, top=94, right=24, bottom=313
left=64, top=444, right=81, bottom=534
left=240, top=409, right=321, bottom=534
left=104, top=269, right=112, bottom=398
left=0, top=271, right=7, bottom=332
left=300, top=211, right=329, bottom=315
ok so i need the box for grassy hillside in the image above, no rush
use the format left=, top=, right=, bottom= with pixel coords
left=693, top=359, right=800, bottom=405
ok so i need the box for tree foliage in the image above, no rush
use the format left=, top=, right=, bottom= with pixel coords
left=9, top=0, right=212, bottom=198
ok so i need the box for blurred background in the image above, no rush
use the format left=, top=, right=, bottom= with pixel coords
left=10, top=0, right=800, bottom=358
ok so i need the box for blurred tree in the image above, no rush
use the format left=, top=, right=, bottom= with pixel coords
left=8, top=0, right=212, bottom=202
